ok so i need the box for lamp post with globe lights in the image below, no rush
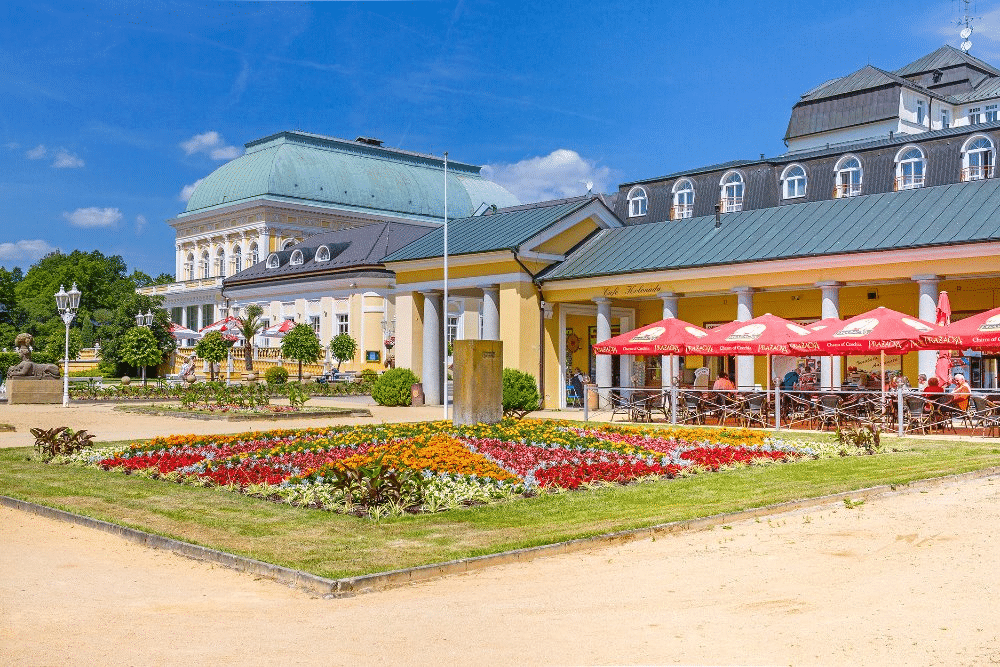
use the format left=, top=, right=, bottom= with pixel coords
left=54, top=283, right=81, bottom=407
left=134, top=309, right=154, bottom=385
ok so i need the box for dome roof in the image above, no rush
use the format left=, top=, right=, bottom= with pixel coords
left=182, top=131, right=519, bottom=219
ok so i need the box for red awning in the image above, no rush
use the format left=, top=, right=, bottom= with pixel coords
left=684, top=313, right=813, bottom=356
left=593, top=317, right=709, bottom=355
left=788, top=306, right=943, bottom=355
left=920, top=306, right=1000, bottom=351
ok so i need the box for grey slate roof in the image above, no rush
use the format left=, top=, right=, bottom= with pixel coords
left=382, top=196, right=599, bottom=262
left=224, top=222, right=435, bottom=285
left=894, top=45, right=1000, bottom=78
left=798, top=65, right=947, bottom=103
left=542, top=178, right=1000, bottom=281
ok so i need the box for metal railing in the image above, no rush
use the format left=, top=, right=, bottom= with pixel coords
left=962, top=165, right=994, bottom=181
left=671, top=204, right=693, bottom=220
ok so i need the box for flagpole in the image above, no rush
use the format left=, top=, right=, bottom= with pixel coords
left=443, top=151, right=449, bottom=420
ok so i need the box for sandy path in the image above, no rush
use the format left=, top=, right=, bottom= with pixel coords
left=3, top=475, right=1000, bottom=666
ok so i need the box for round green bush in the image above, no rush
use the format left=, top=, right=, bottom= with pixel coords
left=264, top=366, right=289, bottom=385
left=502, top=368, right=540, bottom=417
left=372, top=367, right=420, bottom=406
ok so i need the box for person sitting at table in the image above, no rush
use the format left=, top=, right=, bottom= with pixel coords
left=948, top=373, right=972, bottom=412
left=922, top=377, right=944, bottom=396
left=781, top=369, right=799, bottom=391
left=712, top=372, right=735, bottom=391
left=916, top=374, right=928, bottom=391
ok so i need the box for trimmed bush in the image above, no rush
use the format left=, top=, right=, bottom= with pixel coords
left=502, top=368, right=540, bottom=418
left=372, top=367, right=420, bottom=406
left=264, top=366, right=289, bottom=385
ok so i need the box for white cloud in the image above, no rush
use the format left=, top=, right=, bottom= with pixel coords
left=62, top=207, right=122, bottom=228
left=26, top=144, right=47, bottom=159
left=52, top=149, right=84, bottom=168
left=482, top=149, right=613, bottom=205
left=180, top=131, right=242, bottom=160
left=135, top=214, right=147, bottom=234
left=0, top=239, right=58, bottom=262
left=179, top=178, right=205, bottom=202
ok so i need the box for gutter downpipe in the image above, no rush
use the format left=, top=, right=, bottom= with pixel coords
left=513, top=251, right=546, bottom=406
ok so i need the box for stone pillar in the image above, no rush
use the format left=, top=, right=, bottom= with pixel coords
left=733, top=286, right=755, bottom=389
left=481, top=285, right=500, bottom=341
left=421, top=291, right=442, bottom=405
left=817, top=281, right=844, bottom=390
left=914, top=275, right=941, bottom=381
left=594, top=297, right=612, bottom=403
left=659, top=291, right=680, bottom=388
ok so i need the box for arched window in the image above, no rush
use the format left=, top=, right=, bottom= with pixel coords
left=281, top=238, right=297, bottom=250
left=249, top=242, right=259, bottom=266
left=671, top=179, right=695, bottom=219
left=266, top=253, right=280, bottom=269
left=200, top=251, right=210, bottom=279
left=962, top=135, right=994, bottom=181
left=835, top=156, right=863, bottom=198
left=720, top=171, right=744, bottom=212
left=315, top=245, right=331, bottom=262
left=895, top=146, right=926, bottom=190
left=781, top=164, right=807, bottom=199
left=184, top=253, right=194, bottom=281
left=215, top=247, right=226, bottom=278
left=232, top=245, right=242, bottom=274
left=290, top=249, right=304, bottom=266
left=627, top=186, right=648, bottom=217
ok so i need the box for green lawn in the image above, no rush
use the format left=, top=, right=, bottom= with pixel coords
left=2, top=434, right=999, bottom=580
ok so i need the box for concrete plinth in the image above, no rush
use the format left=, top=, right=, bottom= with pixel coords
left=7, top=378, right=62, bottom=404
left=452, top=340, right=503, bottom=426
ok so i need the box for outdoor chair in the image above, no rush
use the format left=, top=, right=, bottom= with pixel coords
left=644, top=389, right=670, bottom=422
left=740, top=393, right=769, bottom=428
left=567, top=377, right=584, bottom=408
left=929, top=396, right=958, bottom=434
left=680, top=392, right=704, bottom=425
left=609, top=390, right=631, bottom=422
left=784, top=393, right=815, bottom=429
left=968, top=395, right=999, bottom=434
left=904, top=395, right=932, bottom=435
left=815, top=394, right=842, bottom=431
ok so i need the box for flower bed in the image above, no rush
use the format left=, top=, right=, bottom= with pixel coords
left=60, top=420, right=817, bottom=516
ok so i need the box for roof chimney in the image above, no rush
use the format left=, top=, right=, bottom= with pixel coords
left=714, top=202, right=722, bottom=228
left=355, top=136, right=384, bottom=147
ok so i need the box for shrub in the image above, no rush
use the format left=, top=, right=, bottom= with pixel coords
left=360, top=368, right=378, bottom=386
left=372, top=367, right=420, bottom=406
left=502, top=368, right=540, bottom=418
left=265, top=366, right=289, bottom=385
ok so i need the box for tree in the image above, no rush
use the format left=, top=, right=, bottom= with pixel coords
left=97, top=292, right=174, bottom=376
left=329, top=333, right=358, bottom=371
left=234, top=304, right=265, bottom=371
left=44, top=329, right=82, bottom=367
left=119, top=327, right=162, bottom=385
left=195, top=330, right=231, bottom=382
left=280, top=323, right=321, bottom=381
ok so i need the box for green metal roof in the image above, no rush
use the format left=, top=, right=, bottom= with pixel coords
left=894, top=45, right=1000, bottom=78
left=181, top=131, right=519, bottom=219
left=542, top=179, right=1000, bottom=281
left=383, top=197, right=593, bottom=262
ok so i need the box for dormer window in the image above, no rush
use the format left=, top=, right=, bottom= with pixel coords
left=916, top=99, right=926, bottom=125
left=266, top=253, right=280, bottom=269
left=834, top=156, right=862, bottom=197
left=781, top=164, right=807, bottom=199
left=282, top=239, right=297, bottom=250
left=962, top=135, right=994, bottom=181
left=987, top=104, right=998, bottom=122
left=895, top=146, right=926, bottom=190
left=940, top=109, right=951, bottom=129
left=720, top=171, right=744, bottom=212
left=627, top=186, right=648, bottom=217
left=315, top=245, right=331, bottom=262
left=969, top=106, right=983, bottom=124
left=671, top=179, right=694, bottom=220
left=290, top=249, right=304, bottom=266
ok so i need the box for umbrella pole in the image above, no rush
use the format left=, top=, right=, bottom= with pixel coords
left=669, top=353, right=678, bottom=426
left=881, top=350, right=886, bottom=424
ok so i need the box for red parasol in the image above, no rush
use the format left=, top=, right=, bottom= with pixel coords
left=593, top=317, right=708, bottom=355
left=199, top=316, right=241, bottom=335
left=920, top=306, right=1000, bottom=352
left=787, top=306, right=943, bottom=355
left=261, top=319, right=297, bottom=338
left=934, top=291, right=953, bottom=384
left=684, top=313, right=813, bottom=356
left=167, top=322, right=202, bottom=339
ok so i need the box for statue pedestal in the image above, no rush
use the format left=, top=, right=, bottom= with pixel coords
left=452, top=340, right=503, bottom=426
left=7, top=378, right=63, bottom=404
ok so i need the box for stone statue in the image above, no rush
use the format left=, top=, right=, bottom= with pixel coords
left=7, top=333, right=60, bottom=380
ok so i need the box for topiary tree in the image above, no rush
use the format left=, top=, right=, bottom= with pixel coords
left=195, top=330, right=231, bottom=382
left=329, top=333, right=358, bottom=371
left=372, top=367, right=420, bottom=406
left=234, top=304, right=265, bottom=371
left=280, top=323, right=322, bottom=381
left=502, top=368, right=540, bottom=418
left=119, top=327, right=163, bottom=385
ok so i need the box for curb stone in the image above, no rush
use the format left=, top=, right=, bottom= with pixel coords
left=4, top=466, right=999, bottom=598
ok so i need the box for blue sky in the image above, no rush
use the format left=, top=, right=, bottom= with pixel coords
left=1, top=0, right=994, bottom=275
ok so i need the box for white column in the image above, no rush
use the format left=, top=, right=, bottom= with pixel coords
left=481, top=286, right=500, bottom=341
left=659, top=291, right=680, bottom=389
left=817, top=281, right=843, bottom=390
left=421, top=291, right=442, bottom=405
left=914, top=275, right=941, bottom=381
left=594, top=297, right=612, bottom=403
left=733, top=286, right=755, bottom=389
